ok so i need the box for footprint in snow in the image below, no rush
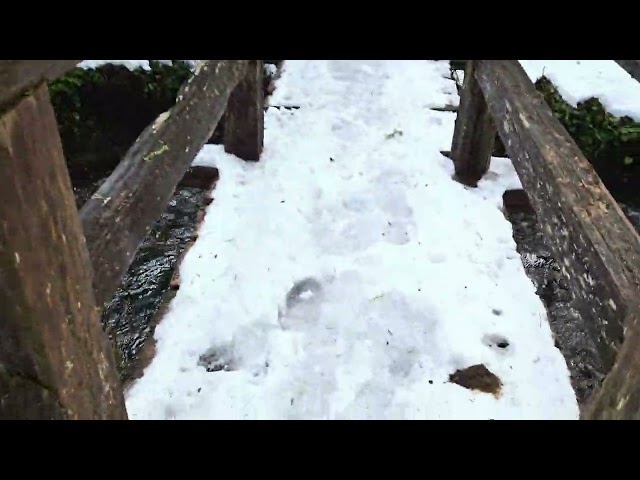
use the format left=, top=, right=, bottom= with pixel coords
left=278, top=277, right=324, bottom=330
left=482, top=334, right=511, bottom=353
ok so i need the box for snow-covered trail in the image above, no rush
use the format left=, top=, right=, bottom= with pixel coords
left=125, top=60, right=579, bottom=420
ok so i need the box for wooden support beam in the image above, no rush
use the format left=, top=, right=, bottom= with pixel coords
left=80, top=60, right=248, bottom=309
left=450, top=60, right=496, bottom=186
left=0, top=83, right=126, bottom=419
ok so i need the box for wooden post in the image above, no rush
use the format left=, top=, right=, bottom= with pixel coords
left=224, top=60, right=264, bottom=161
left=450, top=60, right=496, bottom=186
left=0, top=83, right=127, bottom=419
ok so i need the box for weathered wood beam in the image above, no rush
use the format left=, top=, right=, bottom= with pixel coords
left=450, top=60, right=496, bottom=186
left=473, top=60, right=640, bottom=372
left=615, top=60, right=640, bottom=83
left=0, top=60, right=81, bottom=112
left=585, top=307, right=640, bottom=419
left=80, top=60, right=248, bottom=309
left=224, top=60, right=264, bottom=161
left=0, top=83, right=126, bottom=419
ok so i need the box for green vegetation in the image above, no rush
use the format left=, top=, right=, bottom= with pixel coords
left=535, top=76, right=640, bottom=172
left=49, top=60, right=193, bottom=186
left=449, top=61, right=640, bottom=189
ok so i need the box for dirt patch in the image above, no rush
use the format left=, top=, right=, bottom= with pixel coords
left=449, top=364, right=502, bottom=396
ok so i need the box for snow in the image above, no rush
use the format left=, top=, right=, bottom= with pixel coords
left=79, top=60, right=155, bottom=70
left=519, top=60, right=640, bottom=120
left=265, top=63, right=278, bottom=76
left=125, top=60, right=578, bottom=420
left=79, top=60, right=196, bottom=71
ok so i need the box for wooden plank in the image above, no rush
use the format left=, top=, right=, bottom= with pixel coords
left=430, top=105, right=458, bottom=112
left=473, top=59, right=640, bottom=369
left=177, top=165, right=219, bottom=191
left=0, top=83, right=127, bottom=419
left=80, top=60, right=248, bottom=309
left=503, top=189, right=534, bottom=215
left=0, top=60, right=81, bottom=112
left=224, top=60, right=264, bottom=161
left=615, top=60, right=640, bottom=83
left=450, top=60, right=496, bottom=186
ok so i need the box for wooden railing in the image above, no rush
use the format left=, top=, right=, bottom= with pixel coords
left=451, top=60, right=640, bottom=419
left=0, top=60, right=265, bottom=419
